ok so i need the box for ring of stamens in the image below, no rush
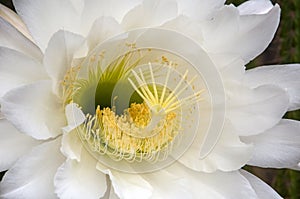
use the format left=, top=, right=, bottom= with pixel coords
left=76, top=62, right=203, bottom=163
left=81, top=103, right=179, bottom=162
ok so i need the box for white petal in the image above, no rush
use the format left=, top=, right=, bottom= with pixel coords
left=238, top=0, right=274, bottom=15
left=96, top=163, right=153, bottom=199
left=162, top=15, right=204, bottom=44
left=179, top=121, right=253, bottom=172
left=87, top=17, right=122, bottom=51
left=61, top=129, right=82, bottom=162
left=244, top=64, right=300, bottom=111
left=202, top=4, right=280, bottom=64
left=228, top=83, right=289, bottom=136
left=240, top=170, right=283, bottom=199
left=0, top=138, right=64, bottom=199
left=219, top=56, right=245, bottom=80
left=0, top=47, right=48, bottom=97
left=60, top=103, right=85, bottom=161
left=101, top=179, right=119, bottom=199
left=107, top=187, right=119, bottom=199
left=80, top=0, right=142, bottom=32
left=98, top=162, right=258, bottom=199
left=144, top=163, right=258, bottom=199
left=0, top=111, right=4, bottom=119
left=122, top=0, right=178, bottom=29
left=242, top=119, right=300, bottom=169
left=0, top=4, right=33, bottom=41
left=69, top=0, right=84, bottom=14
left=0, top=17, right=42, bottom=61
left=43, top=30, right=85, bottom=96
left=1, top=81, right=66, bottom=140
left=63, top=103, right=86, bottom=133
left=54, top=149, right=107, bottom=199
left=13, top=0, right=81, bottom=51
left=176, top=0, right=225, bottom=20
left=0, top=119, right=39, bottom=171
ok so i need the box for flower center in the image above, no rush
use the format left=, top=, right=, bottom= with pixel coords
left=61, top=27, right=227, bottom=174
left=63, top=29, right=227, bottom=173
left=64, top=44, right=203, bottom=164
left=81, top=102, right=179, bottom=162
left=73, top=59, right=202, bottom=162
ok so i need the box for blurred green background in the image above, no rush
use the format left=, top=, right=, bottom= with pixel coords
left=0, top=0, right=299, bottom=198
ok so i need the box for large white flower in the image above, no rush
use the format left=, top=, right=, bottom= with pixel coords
left=0, top=0, right=300, bottom=198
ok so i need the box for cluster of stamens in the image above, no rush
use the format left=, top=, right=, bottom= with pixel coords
left=128, top=63, right=203, bottom=114
left=61, top=65, right=81, bottom=106
left=75, top=61, right=203, bottom=163
left=62, top=47, right=202, bottom=163
left=81, top=103, right=179, bottom=162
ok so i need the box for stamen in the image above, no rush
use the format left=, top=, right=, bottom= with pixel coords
left=160, top=65, right=171, bottom=104
left=73, top=54, right=203, bottom=163
left=61, top=65, right=81, bottom=106
left=78, top=103, right=180, bottom=163
left=128, top=63, right=202, bottom=114
left=149, top=63, right=159, bottom=104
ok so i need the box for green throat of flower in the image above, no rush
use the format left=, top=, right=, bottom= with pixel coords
left=64, top=49, right=202, bottom=163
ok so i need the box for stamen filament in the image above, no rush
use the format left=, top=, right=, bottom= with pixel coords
left=149, top=63, right=159, bottom=104
left=162, top=70, right=189, bottom=108
left=160, top=66, right=171, bottom=104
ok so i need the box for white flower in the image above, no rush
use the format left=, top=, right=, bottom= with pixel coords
left=0, top=0, right=300, bottom=198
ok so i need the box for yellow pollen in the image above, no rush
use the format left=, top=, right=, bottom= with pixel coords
left=74, top=60, right=203, bottom=163
left=128, top=103, right=151, bottom=128
left=80, top=103, right=180, bottom=162
left=61, top=65, right=81, bottom=106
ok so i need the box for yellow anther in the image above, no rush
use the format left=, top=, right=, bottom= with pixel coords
left=80, top=102, right=179, bottom=162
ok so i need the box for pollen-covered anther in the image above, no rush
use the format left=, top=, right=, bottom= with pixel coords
left=61, top=65, right=81, bottom=106
left=80, top=103, right=180, bottom=162
left=77, top=61, right=203, bottom=163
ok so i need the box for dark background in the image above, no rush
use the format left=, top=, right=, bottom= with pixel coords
left=0, top=0, right=299, bottom=198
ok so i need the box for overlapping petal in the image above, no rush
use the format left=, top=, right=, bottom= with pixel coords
left=97, top=163, right=153, bottom=199
left=61, top=103, right=86, bottom=161
left=122, top=0, right=178, bottom=29
left=227, top=83, right=289, bottom=136
left=98, top=162, right=259, bottom=199
left=0, top=138, right=64, bottom=199
left=237, top=0, right=273, bottom=15
left=176, top=0, right=225, bottom=20
left=145, top=164, right=258, bottom=199
left=244, top=64, right=300, bottom=111
left=80, top=0, right=142, bottom=32
left=43, top=30, right=86, bottom=96
left=62, top=103, right=86, bottom=133
left=1, top=81, right=66, bottom=140
left=101, top=185, right=120, bottom=199
left=13, top=0, right=81, bottom=51
left=240, top=170, right=282, bottom=199
left=178, top=121, right=253, bottom=172
left=161, top=15, right=204, bottom=44
left=201, top=3, right=280, bottom=64
left=86, top=17, right=122, bottom=51
left=0, top=17, right=42, bottom=61
left=0, top=119, right=40, bottom=171
left=54, top=150, right=107, bottom=199
left=0, top=3, right=33, bottom=41
left=242, top=119, right=300, bottom=169
left=61, top=130, right=82, bottom=162
left=0, top=47, right=48, bottom=97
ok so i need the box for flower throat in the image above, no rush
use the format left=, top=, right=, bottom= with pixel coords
left=70, top=52, right=202, bottom=163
